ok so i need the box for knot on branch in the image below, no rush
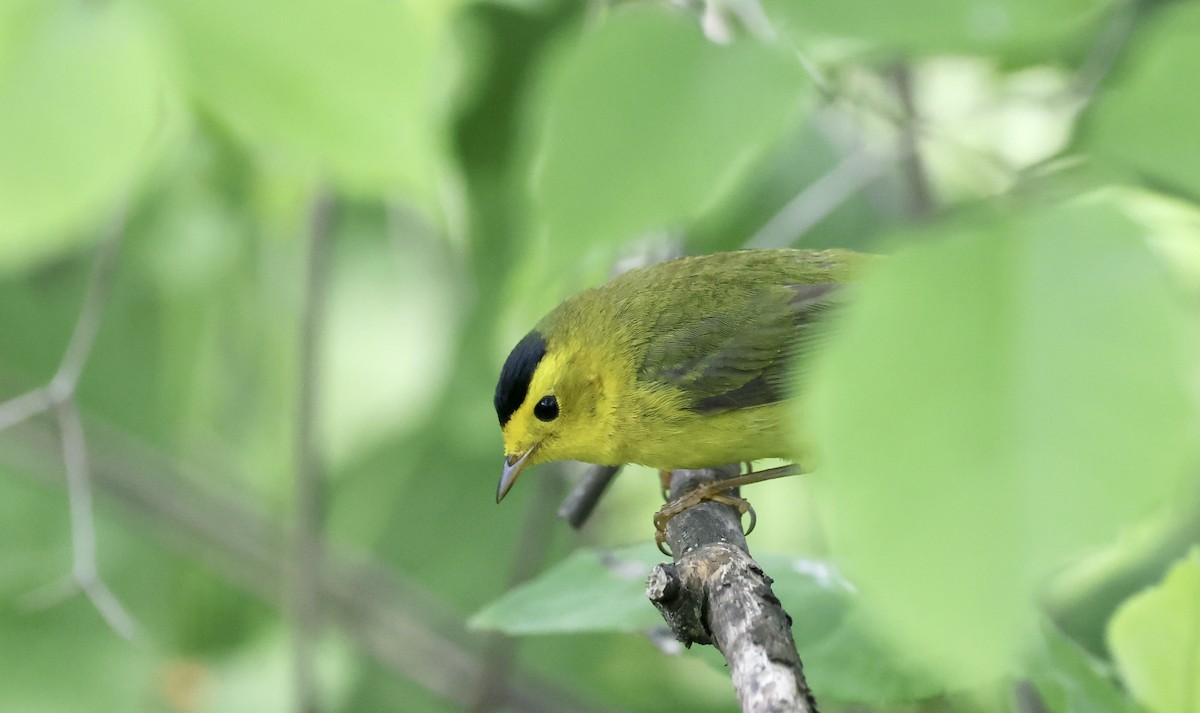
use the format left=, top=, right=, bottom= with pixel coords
left=648, top=557, right=714, bottom=646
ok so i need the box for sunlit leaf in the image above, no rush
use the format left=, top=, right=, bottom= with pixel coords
left=1085, top=2, right=1200, bottom=199
left=1108, top=550, right=1200, bottom=713
left=0, top=0, right=166, bottom=265
left=808, top=198, right=1199, bottom=684
left=534, top=6, right=808, bottom=264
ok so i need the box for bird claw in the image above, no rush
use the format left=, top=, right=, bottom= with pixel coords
left=653, top=482, right=757, bottom=556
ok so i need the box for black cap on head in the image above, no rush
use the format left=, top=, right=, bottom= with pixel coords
left=494, top=331, right=548, bottom=427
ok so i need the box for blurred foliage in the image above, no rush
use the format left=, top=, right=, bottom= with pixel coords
left=0, top=0, right=1198, bottom=712
left=807, top=198, right=1197, bottom=684
left=1107, top=549, right=1200, bottom=713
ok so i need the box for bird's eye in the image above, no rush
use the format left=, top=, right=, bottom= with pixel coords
left=534, top=395, right=559, bottom=422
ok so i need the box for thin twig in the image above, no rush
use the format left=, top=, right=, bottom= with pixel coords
left=55, top=400, right=138, bottom=637
left=888, top=61, right=935, bottom=220
left=0, top=387, right=50, bottom=431
left=292, top=186, right=336, bottom=713
left=1, top=212, right=135, bottom=639
left=50, top=233, right=123, bottom=400
left=745, top=145, right=899, bottom=249
left=1069, top=0, right=1141, bottom=102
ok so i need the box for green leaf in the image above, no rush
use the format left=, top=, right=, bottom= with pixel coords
left=808, top=198, right=1199, bottom=685
left=0, top=0, right=166, bottom=266
left=1108, top=550, right=1200, bottom=713
left=1032, top=623, right=1137, bottom=713
left=468, top=544, right=664, bottom=634
left=763, top=0, right=1111, bottom=57
left=534, top=6, right=807, bottom=261
left=156, top=0, right=457, bottom=206
left=1085, top=3, right=1200, bottom=199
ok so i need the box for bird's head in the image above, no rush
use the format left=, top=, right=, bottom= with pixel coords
left=493, top=330, right=610, bottom=502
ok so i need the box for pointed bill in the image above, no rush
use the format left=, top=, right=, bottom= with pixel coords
left=496, top=447, right=536, bottom=503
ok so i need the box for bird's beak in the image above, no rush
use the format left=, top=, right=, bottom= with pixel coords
left=496, top=447, right=536, bottom=503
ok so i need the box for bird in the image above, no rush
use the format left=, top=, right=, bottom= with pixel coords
left=493, top=248, right=867, bottom=545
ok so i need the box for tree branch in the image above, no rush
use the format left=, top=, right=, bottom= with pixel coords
left=647, top=466, right=818, bottom=713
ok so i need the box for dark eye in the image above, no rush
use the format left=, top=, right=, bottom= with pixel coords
left=533, top=395, right=559, bottom=422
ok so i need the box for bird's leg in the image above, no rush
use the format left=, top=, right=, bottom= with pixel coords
left=658, top=469, right=672, bottom=501
left=654, top=464, right=799, bottom=555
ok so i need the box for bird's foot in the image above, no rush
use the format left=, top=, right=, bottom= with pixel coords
left=654, top=483, right=757, bottom=556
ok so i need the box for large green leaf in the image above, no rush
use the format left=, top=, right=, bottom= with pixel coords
left=0, top=0, right=167, bottom=266
left=763, top=0, right=1111, bottom=57
left=155, top=0, right=457, bottom=207
left=1108, top=550, right=1200, bottom=713
left=808, top=197, right=1199, bottom=685
left=1084, top=2, right=1200, bottom=199
left=471, top=544, right=942, bottom=703
left=533, top=6, right=808, bottom=263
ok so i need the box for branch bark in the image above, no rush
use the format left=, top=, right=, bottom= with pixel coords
left=647, top=466, right=818, bottom=713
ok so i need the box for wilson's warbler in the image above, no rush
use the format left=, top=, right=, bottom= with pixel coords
left=494, top=248, right=866, bottom=512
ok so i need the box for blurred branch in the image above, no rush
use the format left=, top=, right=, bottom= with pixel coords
left=558, top=465, right=623, bottom=528
left=0, top=215, right=137, bottom=640
left=291, top=186, right=336, bottom=713
left=888, top=61, right=935, bottom=220
left=745, top=145, right=898, bottom=249
left=647, top=467, right=817, bottom=713
left=1013, top=681, right=1051, bottom=713
left=1070, top=0, right=1140, bottom=102
left=0, top=417, right=618, bottom=713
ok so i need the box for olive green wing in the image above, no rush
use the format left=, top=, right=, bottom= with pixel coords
left=638, top=283, right=839, bottom=414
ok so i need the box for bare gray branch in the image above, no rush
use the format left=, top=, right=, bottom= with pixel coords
left=649, top=467, right=817, bottom=713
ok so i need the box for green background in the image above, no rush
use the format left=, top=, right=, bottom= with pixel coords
left=1, top=0, right=1198, bottom=711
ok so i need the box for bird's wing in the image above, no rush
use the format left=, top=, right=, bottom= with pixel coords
left=638, top=283, right=840, bottom=414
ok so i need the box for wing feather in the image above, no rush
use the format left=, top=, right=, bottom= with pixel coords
left=638, top=282, right=840, bottom=414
